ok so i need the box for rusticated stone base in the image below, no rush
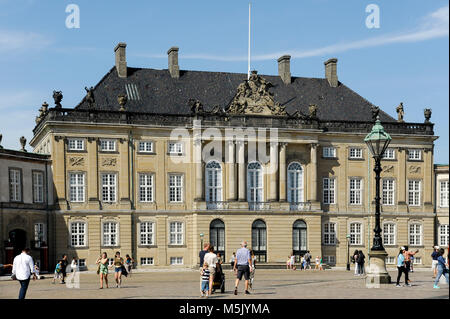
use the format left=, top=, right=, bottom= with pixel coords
left=365, top=250, right=392, bottom=287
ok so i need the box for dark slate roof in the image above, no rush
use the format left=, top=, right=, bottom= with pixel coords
left=75, top=66, right=396, bottom=122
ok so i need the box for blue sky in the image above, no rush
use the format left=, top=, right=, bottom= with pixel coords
left=0, top=0, right=448, bottom=163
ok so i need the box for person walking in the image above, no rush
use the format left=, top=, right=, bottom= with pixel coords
left=217, top=253, right=223, bottom=265
left=71, top=257, right=78, bottom=272
left=249, top=250, right=257, bottom=289
left=433, top=248, right=449, bottom=289
left=34, top=264, right=41, bottom=280
left=200, top=262, right=211, bottom=298
left=304, top=251, right=312, bottom=270
left=353, top=250, right=360, bottom=276
left=431, top=246, right=439, bottom=278
left=395, top=248, right=410, bottom=287
left=230, top=252, right=236, bottom=272
left=319, top=257, right=324, bottom=271
left=290, top=254, right=295, bottom=270
left=125, top=254, right=134, bottom=277
left=357, top=250, right=366, bottom=275
left=11, top=248, right=37, bottom=299
left=204, top=246, right=218, bottom=295
left=286, top=256, right=291, bottom=270
left=60, top=254, right=68, bottom=284
left=233, top=241, right=252, bottom=295
left=198, top=243, right=210, bottom=294
left=113, top=251, right=125, bottom=288
left=403, top=246, right=418, bottom=284
left=96, top=252, right=109, bottom=289
left=315, top=256, right=320, bottom=270
left=52, top=261, right=62, bottom=284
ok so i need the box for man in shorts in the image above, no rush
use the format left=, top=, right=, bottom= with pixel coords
left=233, top=241, right=252, bottom=295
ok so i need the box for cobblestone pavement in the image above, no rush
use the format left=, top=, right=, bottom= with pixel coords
left=0, top=269, right=448, bottom=299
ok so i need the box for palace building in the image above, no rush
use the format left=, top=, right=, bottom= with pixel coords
left=26, top=43, right=447, bottom=270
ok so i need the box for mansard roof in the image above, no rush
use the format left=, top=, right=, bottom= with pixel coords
left=74, top=66, right=396, bottom=123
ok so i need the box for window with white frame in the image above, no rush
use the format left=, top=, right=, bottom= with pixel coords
left=101, top=173, right=117, bottom=202
left=349, top=178, right=362, bottom=205
left=68, top=138, right=84, bottom=151
left=34, top=223, right=46, bottom=247
left=138, top=141, right=154, bottom=153
left=409, top=223, right=422, bottom=246
left=100, top=139, right=116, bottom=151
left=141, top=257, right=154, bottom=265
left=383, top=223, right=396, bottom=246
left=408, top=149, right=421, bottom=161
left=287, top=162, right=304, bottom=203
left=385, top=256, right=396, bottom=265
left=413, top=257, right=422, bottom=264
left=103, top=221, right=118, bottom=246
left=439, top=224, right=449, bottom=246
left=323, top=223, right=336, bottom=245
left=69, top=172, right=85, bottom=202
left=140, top=222, right=154, bottom=245
left=168, top=142, right=183, bottom=154
left=323, top=178, right=336, bottom=204
left=350, top=223, right=362, bottom=245
left=382, top=148, right=395, bottom=160
left=349, top=148, right=363, bottom=159
left=440, top=181, right=449, bottom=207
left=323, top=147, right=336, bottom=158
left=382, top=179, right=395, bottom=205
left=169, top=174, right=183, bottom=202
left=205, top=161, right=222, bottom=202
left=408, top=180, right=421, bottom=206
left=169, top=222, right=183, bottom=245
left=70, top=222, right=86, bottom=247
left=139, top=173, right=154, bottom=202
left=9, top=168, right=21, bottom=202
left=170, top=257, right=183, bottom=265
left=33, top=171, right=44, bottom=203
left=323, top=256, right=336, bottom=265
left=247, top=162, right=263, bottom=202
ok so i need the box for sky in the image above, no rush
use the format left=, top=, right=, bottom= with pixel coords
left=0, top=0, right=448, bottom=163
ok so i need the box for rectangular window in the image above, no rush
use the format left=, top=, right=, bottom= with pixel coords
left=69, top=173, right=85, bottom=202
left=169, top=222, right=183, bottom=245
left=383, top=223, right=396, bottom=246
left=439, top=225, right=449, bottom=246
left=32, top=171, right=44, bottom=203
left=9, top=168, right=21, bottom=202
left=68, top=138, right=84, bottom=151
left=169, top=175, right=183, bottom=203
left=34, top=223, right=46, bottom=247
left=323, top=223, right=336, bottom=245
left=408, top=180, right=421, bottom=206
left=70, top=222, right=86, bottom=247
left=323, top=147, right=336, bottom=158
left=103, top=222, right=118, bottom=246
left=382, top=179, right=395, bottom=205
left=323, top=256, right=336, bottom=265
left=349, top=148, right=363, bottom=159
left=323, top=178, right=336, bottom=204
left=408, top=149, right=421, bottom=161
left=140, top=222, right=154, bottom=245
left=350, top=223, right=362, bottom=245
left=101, top=173, right=117, bottom=202
left=349, top=178, right=362, bottom=205
left=385, top=256, right=396, bottom=265
left=409, top=224, right=422, bottom=246
left=170, top=257, right=183, bottom=265
left=139, top=174, right=154, bottom=202
left=382, top=148, right=395, bottom=160
left=138, top=141, right=154, bottom=153
left=141, top=257, right=154, bottom=265
left=168, top=142, right=183, bottom=154
left=77, top=259, right=86, bottom=267
left=440, top=181, right=449, bottom=207
left=100, top=139, right=116, bottom=152
left=413, top=257, right=422, bottom=265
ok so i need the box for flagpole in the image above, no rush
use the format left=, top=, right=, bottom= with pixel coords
left=248, top=2, right=251, bottom=80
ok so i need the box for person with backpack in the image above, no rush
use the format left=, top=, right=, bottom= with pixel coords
left=357, top=250, right=366, bottom=275
left=433, top=248, right=449, bottom=289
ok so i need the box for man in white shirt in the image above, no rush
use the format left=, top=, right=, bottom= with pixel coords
left=203, top=246, right=218, bottom=295
left=12, top=248, right=36, bottom=299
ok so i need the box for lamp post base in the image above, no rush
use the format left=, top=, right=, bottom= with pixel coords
left=365, top=250, right=391, bottom=287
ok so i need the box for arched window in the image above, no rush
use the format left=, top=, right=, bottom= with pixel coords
left=293, top=220, right=307, bottom=261
left=210, top=219, right=225, bottom=260
left=252, top=219, right=267, bottom=262
left=205, top=161, right=222, bottom=202
left=247, top=162, right=263, bottom=203
left=287, top=162, right=304, bottom=203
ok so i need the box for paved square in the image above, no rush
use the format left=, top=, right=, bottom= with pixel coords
left=0, top=269, right=448, bottom=299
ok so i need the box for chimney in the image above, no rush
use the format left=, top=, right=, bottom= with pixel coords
left=324, top=58, right=338, bottom=87
left=114, top=42, right=127, bottom=78
left=167, top=46, right=180, bottom=79
left=277, top=55, right=291, bottom=85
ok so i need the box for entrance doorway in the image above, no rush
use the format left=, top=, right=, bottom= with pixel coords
left=9, top=229, right=27, bottom=258
left=293, top=220, right=307, bottom=262
left=210, top=219, right=225, bottom=261
left=252, top=219, right=267, bottom=263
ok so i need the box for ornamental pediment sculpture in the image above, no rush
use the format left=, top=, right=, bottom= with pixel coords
left=227, top=71, right=287, bottom=116
left=382, top=165, right=394, bottom=173
left=408, top=165, right=421, bottom=174
left=69, top=157, right=85, bottom=166
left=102, top=158, right=117, bottom=166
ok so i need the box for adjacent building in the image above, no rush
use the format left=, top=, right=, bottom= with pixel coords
left=435, top=164, right=449, bottom=248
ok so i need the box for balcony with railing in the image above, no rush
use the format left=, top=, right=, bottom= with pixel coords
left=206, top=201, right=230, bottom=210
left=248, top=202, right=272, bottom=211
left=289, top=201, right=312, bottom=211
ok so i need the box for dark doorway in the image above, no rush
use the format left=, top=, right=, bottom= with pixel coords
left=252, top=219, right=267, bottom=263
left=293, top=220, right=307, bottom=262
left=9, top=229, right=27, bottom=257
left=210, top=219, right=225, bottom=261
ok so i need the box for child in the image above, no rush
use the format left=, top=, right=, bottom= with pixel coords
left=286, top=256, right=291, bottom=269
left=34, top=264, right=41, bottom=280
left=52, top=261, right=62, bottom=284
left=319, top=257, right=324, bottom=271
left=302, top=256, right=307, bottom=270
left=315, top=256, right=320, bottom=270
left=200, top=262, right=210, bottom=297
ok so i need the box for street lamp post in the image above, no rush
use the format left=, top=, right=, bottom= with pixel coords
left=364, top=116, right=392, bottom=285
left=346, top=234, right=351, bottom=271
left=199, top=233, right=204, bottom=250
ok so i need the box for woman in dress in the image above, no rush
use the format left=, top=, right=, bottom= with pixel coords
left=96, top=252, right=109, bottom=289
left=113, top=251, right=124, bottom=288
left=125, top=254, right=134, bottom=278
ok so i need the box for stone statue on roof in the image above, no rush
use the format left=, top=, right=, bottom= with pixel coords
left=53, top=90, right=63, bottom=108
left=188, top=99, right=204, bottom=114
left=424, top=108, right=432, bottom=123
left=396, top=102, right=404, bottom=122
left=85, top=86, right=95, bottom=108
left=371, top=105, right=380, bottom=122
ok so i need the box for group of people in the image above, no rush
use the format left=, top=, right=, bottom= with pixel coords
left=431, top=246, right=449, bottom=289
left=95, top=252, right=134, bottom=289
left=352, top=250, right=366, bottom=276
left=286, top=251, right=324, bottom=271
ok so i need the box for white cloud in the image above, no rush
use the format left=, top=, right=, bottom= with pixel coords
left=135, top=5, right=449, bottom=62
left=0, top=29, right=51, bottom=53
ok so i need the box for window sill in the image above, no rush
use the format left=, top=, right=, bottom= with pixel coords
left=99, top=150, right=119, bottom=154
left=138, top=245, right=157, bottom=249
left=348, top=158, right=365, bottom=161
left=137, top=152, right=156, bottom=155
left=321, top=157, right=338, bottom=160
left=406, top=159, right=423, bottom=162
left=167, top=153, right=184, bottom=156
left=381, top=158, right=397, bottom=161
left=168, top=244, right=186, bottom=248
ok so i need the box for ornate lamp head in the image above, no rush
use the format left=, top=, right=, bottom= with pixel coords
left=364, top=116, right=392, bottom=158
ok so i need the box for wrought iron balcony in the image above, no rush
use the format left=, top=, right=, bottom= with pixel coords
left=289, top=201, right=312, bottom=211
left=206, top=201, right=229, bottom=210
left=248, top=202, right=271, bottom=211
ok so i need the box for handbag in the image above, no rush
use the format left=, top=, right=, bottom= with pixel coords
left=121, top=265, right=128, bottom=277
left=96, top=263, right=100, bottom=275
